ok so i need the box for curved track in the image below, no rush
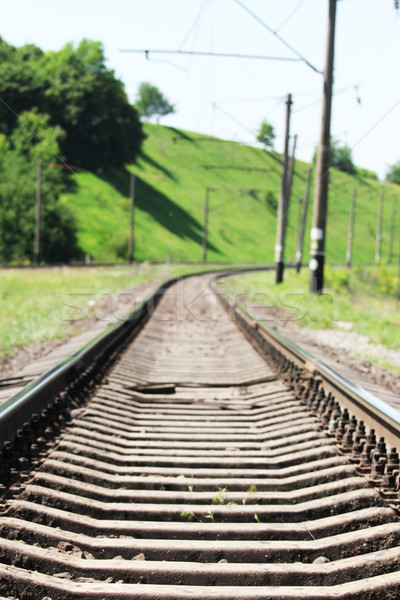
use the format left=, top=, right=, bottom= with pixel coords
left=1, top=273, right=400, bottom=599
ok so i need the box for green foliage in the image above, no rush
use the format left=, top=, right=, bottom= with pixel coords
left=357, top=167, right=378, bottom=181
left=44, top=40, right=145, bottom=170
left=0, top=39, right=47, bottom=135
left=265, top=190, right=277, bottom=212
left=331, top=141, right=355, bottom=174
left=256, top=120, right=275, bottom=149
left=313, top=139, right=355, bottom=174
left=180, top=511, right=195, bottom=521
left=386, top=161, right=400, bottom=185
left=0, top=110, right=79, bottom=264
left=135, top=82, right=175, bottom=122
left=0, top=37, right=144, bottom=171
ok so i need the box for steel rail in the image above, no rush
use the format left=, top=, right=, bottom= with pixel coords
left=0, top=286, right=156, bottom=447
left=0, top=266, right=271, bottom=448
left=212, top=273, right=400, bottom=450
left=4, top=263, right=398, bottom=454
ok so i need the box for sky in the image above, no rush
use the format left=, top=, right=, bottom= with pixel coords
left=1, top=0, right=399, bottom=180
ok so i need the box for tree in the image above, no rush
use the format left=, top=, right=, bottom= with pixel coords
left=0, top=110, right=79, bottom=264
left=256, top=120, right=275, bottom=149
left=44, top=40, right=145, bottom=171
left=330, top=140, right=355, bottom=174
left=313, top=138, right=355, bottom=174
left=386, top=161, right=400, bottom=185
left=135, top=82, right=175, bottom=122
left=0, top=37, right=145, bottom=171
left=0, top=38, right=47, bottom=136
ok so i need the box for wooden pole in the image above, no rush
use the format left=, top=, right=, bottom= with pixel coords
left=310, top=0, right=337, bottom=293
left=275, top=93, right=292, bottom=284
left=346, top=188, right=356, bottom=267
left=296, top=167, right=312, bottom=273
left=128, top=173, right=135, bottom=264
left=375, top=192, right=383, bottom=263
left=34, top=161, right=42, bottom=267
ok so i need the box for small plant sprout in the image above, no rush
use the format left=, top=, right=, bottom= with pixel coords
left=254, top=513, right=261, bottom=523
left=181, top=511, right=195, bottom=521
left=212, top=488, right=227, bottom=505
left=242, top=485, right=257, bottom=505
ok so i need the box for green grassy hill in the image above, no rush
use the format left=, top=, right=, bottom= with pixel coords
left=62, top=123, right=400, bottom=265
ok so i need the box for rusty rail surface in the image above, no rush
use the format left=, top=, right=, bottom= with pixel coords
left=0, top=272, right=399, bottom=599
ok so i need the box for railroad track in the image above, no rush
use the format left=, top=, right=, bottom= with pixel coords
left=1, top=272, right=400, bottom=599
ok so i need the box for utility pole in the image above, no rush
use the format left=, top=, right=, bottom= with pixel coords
left=310, top=0, right=337, bottom=293
left=128, top=173, right=135, bottom=264
left=286, top=133, right=297, bottom=206
left=275, top=93, right=292, bottom=284
left=346, top=188, right=356, bottom=267
left=34, top=161, right=42, bottom=267
left=202, top=187, right=211, bottom=263
left=388, top=208, right=396, bottom=264
left=375, top=192, right=383, bottom=263
left=295, top=167, right=312, bottom=273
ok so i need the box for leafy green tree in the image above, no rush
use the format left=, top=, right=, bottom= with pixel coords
left=0, top=37, right=145, bottom=171
left=44, top=40, right=145, bottom=171
left=135, top=82, right=175, bottom=122
left=256, top=120, right=275, bottom=149
left=330, top=140, right=355, bottom=174
left=0, top=38, right=47, bottom=135
left=313, top=139, right=355, bottom=174
left=386, top=161, right=400, bottom=185
left=0, top=111, right=79, bottom=264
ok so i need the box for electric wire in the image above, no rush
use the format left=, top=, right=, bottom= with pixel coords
left=233, top=0, right=322, bottom=74
left=178, top=0, right=213, bottom=51
left=120, top=48, right=301, bottom=62
left=213, top=103, right=256, bottom=136
left=275, top=0, right=308, bottom=33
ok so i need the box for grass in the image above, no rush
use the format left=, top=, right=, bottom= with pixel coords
left=63, top=122, right=400, bottom=265
left=217, top=265, right=400, bottom=352
left=0, top=263, right=220, bottom=359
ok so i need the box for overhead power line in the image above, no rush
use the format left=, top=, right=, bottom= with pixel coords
left=120, top=49, right=301, bottom=63
left=233, top=0, right=322, bottom=74
left=275, top=0, right=308, bottom=33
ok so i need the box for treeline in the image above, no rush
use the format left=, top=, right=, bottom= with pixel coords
left=0, top=38, right=144, bottom=264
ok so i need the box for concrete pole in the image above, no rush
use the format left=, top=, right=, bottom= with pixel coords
left=296, top=167, right=312, bottom=273
left=275, top=93, right=292, bottom=284
left=310, top=0, right=337, bottom=293
left=286, top=133, right=297, bottom=209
